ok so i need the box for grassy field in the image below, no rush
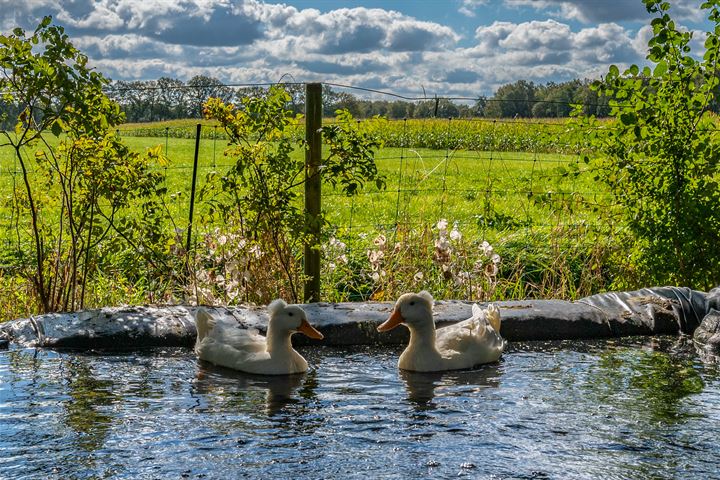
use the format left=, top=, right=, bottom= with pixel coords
left=0, top=122, right=610, bottom=255
left=116, top=129, right=618, bottom=303
left=116, top=116, right=591, bottom=153
left=0, top=119, right=618, bottom=317
left=112, top=125, right=605, bottom=239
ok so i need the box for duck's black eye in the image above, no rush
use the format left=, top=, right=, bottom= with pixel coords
left=288, top=312, right=294, bottom=316
left=409, top=301, right=415, bottom=306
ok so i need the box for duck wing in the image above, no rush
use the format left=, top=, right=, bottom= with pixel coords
left=196, top=323, right=270, bottom=369
left=435, top=303, right=504, bottom=364
left=195, top=308, right=217, bottom=346
left=210, top=322, right=267, bottom=353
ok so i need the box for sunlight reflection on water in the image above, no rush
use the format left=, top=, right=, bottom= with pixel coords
left=1, top=337, right=718, bottom=479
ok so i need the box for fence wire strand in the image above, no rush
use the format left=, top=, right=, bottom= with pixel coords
left=1, top=82, right=632, bottom=290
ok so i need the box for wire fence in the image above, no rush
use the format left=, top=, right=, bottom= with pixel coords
left=0, top=81, right=633, bottom=303
left=0, top=85, right=617, bottom=235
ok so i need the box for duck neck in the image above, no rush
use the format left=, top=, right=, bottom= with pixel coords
left=266, top=325, right=293, bottom=354
left=407, top=321, right=437, bottom=351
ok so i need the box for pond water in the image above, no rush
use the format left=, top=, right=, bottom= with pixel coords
left=1, top=336, right=719, bottom=479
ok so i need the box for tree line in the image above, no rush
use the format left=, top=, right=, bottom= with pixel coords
left=0, top=74, right=613, bottom=126
left=97, top=76, right=612, bottom=123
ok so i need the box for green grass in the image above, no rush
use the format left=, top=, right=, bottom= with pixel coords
left=0, top=121, right=619, bottom=317
left=111, top=137, right=606, bottom=239
left=115, top=116, right=594, bottom=154
left=0, top=129, right=607, bottom=242
left=107, top=116, right=604, bottom=245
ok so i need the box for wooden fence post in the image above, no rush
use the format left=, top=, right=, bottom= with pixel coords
left=186, top=123, right=201, bottom=275
left=304, top=83, right=322, bottom=303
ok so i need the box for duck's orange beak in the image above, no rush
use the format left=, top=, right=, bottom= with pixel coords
left=298, top=318, right=324, bottom=339
left=377, top=308, right=404, bottom=332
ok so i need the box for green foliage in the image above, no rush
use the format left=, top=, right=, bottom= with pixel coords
left=322, top=110, right=385, bottom=195
left=200, top=86, right=385, bottom=303
left=317, top=218, right=613, bottom=303
left=119, top=116, right=588, bottom=154
left=485, top=80, right=536, bottom=118
left=360, top=117, right=586, bottom=154
left=0, top=17, right=172, bottom=313
left=572, top=0, right=720, bottom=289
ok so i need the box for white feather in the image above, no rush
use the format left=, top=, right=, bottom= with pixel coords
left=384, top=292, right=505, bottom=372
left=193, top=301, right=317, bottom=375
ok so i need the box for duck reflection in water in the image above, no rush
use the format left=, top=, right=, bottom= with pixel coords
left=193, top=362, right=313, bottom=416
left=400, top=363, right=502, bottom=410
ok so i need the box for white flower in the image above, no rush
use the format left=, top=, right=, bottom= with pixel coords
left=454, top=271, right=471, bottom=286
left=338, top=254, right=348, bottom=264
left=437, top=219, right=448, bottom=231
left=450, top=223, right=462, bottom=241
left=226, top=260, right=239, bottom=276
left=371, top=272, right=380, bottom=282
left=367, top=250, right=384, bottom=264
left=329, top=237, right=346, bottom=250
left=481, top=241, right=494, bottom=257
left=373, top=234, right=386, bottom=247
left=435, top=238, right=451, bottom=252
left=491, top=253, right=501, bottom=265
left=196, top=270, right=210, bottom=282
left=218, top=235, right=227, bottom=246
left=414, top=271, right=424, bottom=282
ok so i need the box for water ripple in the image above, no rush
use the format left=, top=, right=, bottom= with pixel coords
left=0, top=338, right=718, bottom=479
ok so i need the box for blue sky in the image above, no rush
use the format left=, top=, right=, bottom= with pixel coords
left=0, top=1, right=712, bottom=98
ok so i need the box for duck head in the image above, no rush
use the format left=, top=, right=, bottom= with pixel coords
left=268, top=299, right=324, bottom=339
left=377, top=291, right=434, bottom=332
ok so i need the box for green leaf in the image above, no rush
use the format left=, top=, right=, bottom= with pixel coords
left=620, top=112, right=637, bottom=125
left=653, top=61, right=668, bottom=77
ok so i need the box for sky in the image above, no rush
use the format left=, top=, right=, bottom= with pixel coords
left=0, top=0, right=713, bottom=98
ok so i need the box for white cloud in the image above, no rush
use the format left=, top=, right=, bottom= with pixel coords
left=573, top=23, right=639, bottom=63
left=472, top=21, right=517, bottom=56
left=458, top=0, right=488, bottom=17
left=474, top=20, right=643, bottom=63
left=2, top=0, right=704, bottom=98
left=56, top=5, right=124, bottom=30
left=269, top=8, right=458, bottom=54
left=74, top=34, right=187, bottom=59
left=454, top=19, right=650, bottom=93
left=500, top=20, right=573, bottom=51
left=505, top=0, right=703, bottom=23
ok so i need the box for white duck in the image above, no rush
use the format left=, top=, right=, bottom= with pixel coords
left=194, top=299, right=323, bottom=375
left=377, top=291, right=504, bottom=372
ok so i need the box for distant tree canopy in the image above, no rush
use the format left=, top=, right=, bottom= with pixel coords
left=18, top=76, right=616, bottom=124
